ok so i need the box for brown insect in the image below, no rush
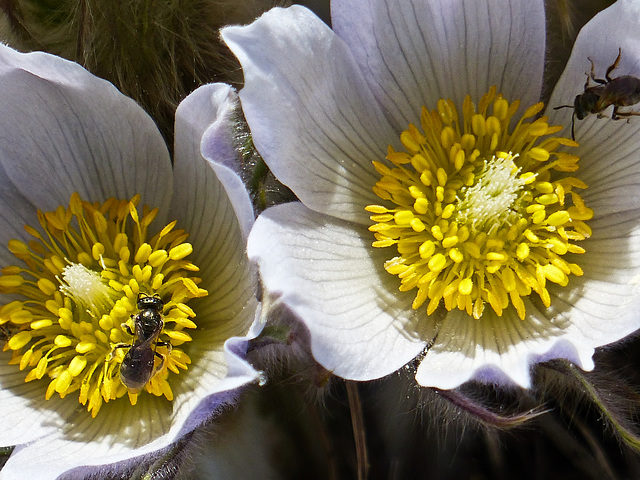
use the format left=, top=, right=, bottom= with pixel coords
left=554, top=48, right=640, bottom=139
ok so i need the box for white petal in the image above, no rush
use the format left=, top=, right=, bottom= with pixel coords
left=170, top=81, right=262, bottom=460
left=177, top=318, right=258, bottom=404
left=0, top=355, right=71, bottom=446
left=0, top=44, right=172, bottom=212
left=0, top=333, right=258, bottom=480
left=170, top=83, right=261, bottom=416
left=552, top=209, right=640, bottom=345
left=332, top=0, right=546, bottom=130
left=0, top=169, right=41, bottom=267
left=0, top=373, right=174, bottom=477
left=416, top=301, right=585, bottom=389
left=548, top=0, right=640, bottom=154
left=1, top=396, right=177, bottom=479
left=222, top=6, right=397, bottom=226
left=170, top=84, right=258, bottom=333
left=582, top=166, right=640, bottom=217
left=248, top=202, right=429, bottom=380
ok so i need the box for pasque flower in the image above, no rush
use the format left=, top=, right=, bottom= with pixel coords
left=222, top=0, right=640, bottom=389
left=0, top=44, right=259, bottom=479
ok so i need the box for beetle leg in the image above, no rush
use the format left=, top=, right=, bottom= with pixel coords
left=605, top=47, right=622, bottom=82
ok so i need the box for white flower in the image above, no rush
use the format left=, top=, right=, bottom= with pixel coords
left=0, top=44, right=259, bottom=479
left=222, top=0, right=640, bottom=390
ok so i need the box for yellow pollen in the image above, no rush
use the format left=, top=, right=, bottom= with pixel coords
left=0, top=193, right=207, bottom=417
left=367, top=86, right=592, bottom=320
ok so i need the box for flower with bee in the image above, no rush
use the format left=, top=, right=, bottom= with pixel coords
left=0, top=44, right=259, bottom=479
left=223, top=0, right=640, bottom=389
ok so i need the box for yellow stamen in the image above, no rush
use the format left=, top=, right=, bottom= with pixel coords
left=0, top=193, right=208, bottom=417
left=367, top=87, right=592, bottom=320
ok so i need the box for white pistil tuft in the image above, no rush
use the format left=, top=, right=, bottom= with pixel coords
left=456, top=153, right=526, bottom=234
left=58, top=263, right=114, bottom=316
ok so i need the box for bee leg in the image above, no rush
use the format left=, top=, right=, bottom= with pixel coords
left=153, top=350, right=165, bottom=364
left=605, top=47, right=623, bottom=82
left=149, top=341, right=173, bottom=377
left=156, top=340, right=172, bottom=355
left=108, top=342, right=130, bottom=360
left=122, top=321, right=135, bottom=336
left=0, top=324, right=11, bottom=342
left=611, top=106, right=640, bottom=121
left=587, top=57, right=607, bottom=85
left=584, top=68, right=593, bottom=89
left=149, top=350, right=168, bottom=378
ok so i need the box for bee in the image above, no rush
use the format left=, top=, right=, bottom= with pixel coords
left=111, top=293, right=172, bottom=393
left=554, top=48, right=640, bottom=139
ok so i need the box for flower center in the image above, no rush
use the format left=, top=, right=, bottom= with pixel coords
left=0, top=193, right=207, bottom=417
left=367, top=87, right=593, bottom=320
left=455, top=153, right=526, bottom=233
left=59, top=263, right=117, bottom=316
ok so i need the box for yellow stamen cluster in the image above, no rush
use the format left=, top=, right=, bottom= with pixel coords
left=0, top=193, right=207, bottom=417
left=367, top=87, right=593, bottom=320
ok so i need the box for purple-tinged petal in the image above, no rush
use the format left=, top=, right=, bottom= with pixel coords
left=173, top=83, right=255, bottom=241
left=171, top=84, right=258, bottom=329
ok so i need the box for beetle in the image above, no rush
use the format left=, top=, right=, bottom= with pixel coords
left=554, top=48, right=640, bottom=140
left=111, top=293, right=172, bottom=393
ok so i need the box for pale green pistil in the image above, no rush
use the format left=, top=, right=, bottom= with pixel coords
left=58, top=263, right=116, bottom=317
left=456, top=153, right=527, bottom=234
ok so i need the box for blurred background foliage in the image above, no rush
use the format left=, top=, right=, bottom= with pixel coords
left=0, top=0, right=282, bottom=147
